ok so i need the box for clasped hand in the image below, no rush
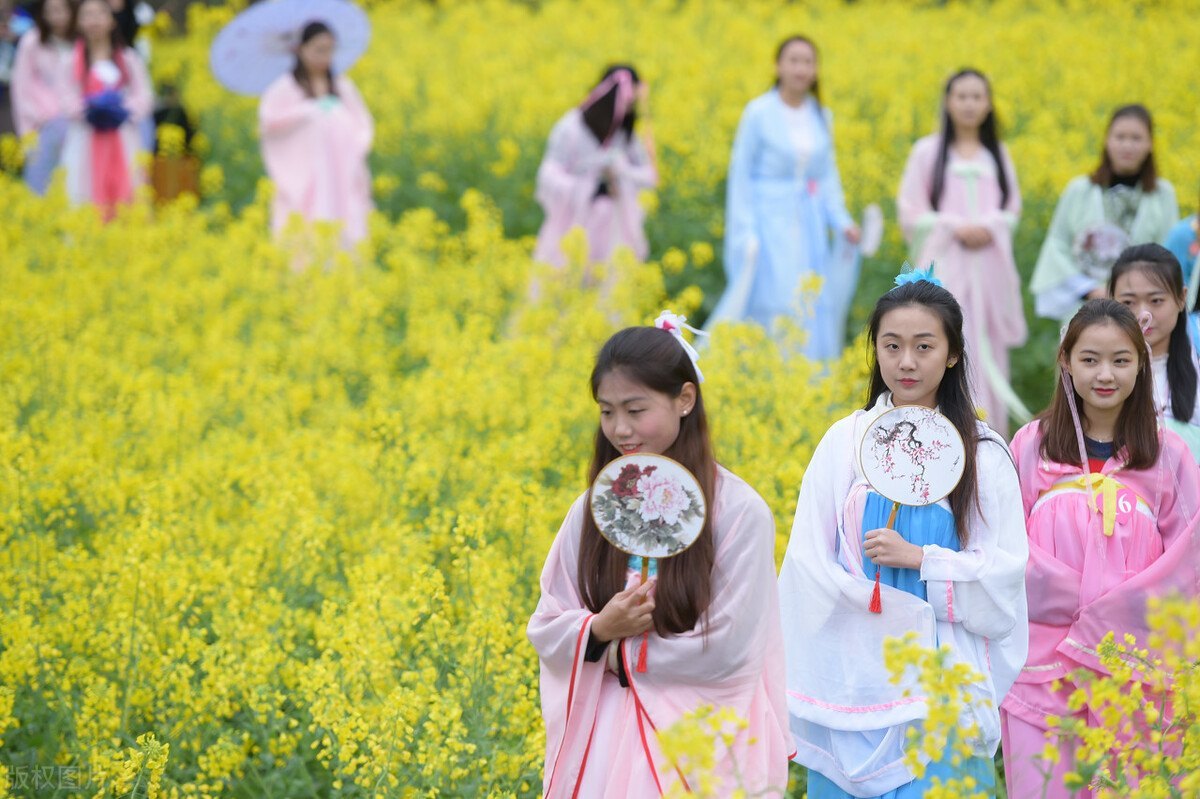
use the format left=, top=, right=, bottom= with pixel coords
left=863, top=528, right=924, bottom=570
left=591, top=581, right=655, bottom=642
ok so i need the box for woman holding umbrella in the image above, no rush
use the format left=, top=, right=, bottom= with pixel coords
left=258, top=20, right=373, bottom=253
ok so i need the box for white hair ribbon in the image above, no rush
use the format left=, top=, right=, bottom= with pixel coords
left=654, top=310, right=708, bottom=383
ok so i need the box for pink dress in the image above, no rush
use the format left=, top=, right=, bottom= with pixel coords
left=60, top=43, right=152, bottom=217
left=527, top=467, right=791, bottom=797
left=533, top=109, right=658, bottom=267
left=11, top=29, right=76, bottom=193
left=258, top=73, right=374, bottom=249
left=897, top=136, right=1028, bottom=436
left=1001, top=421, right=1200, bottom=798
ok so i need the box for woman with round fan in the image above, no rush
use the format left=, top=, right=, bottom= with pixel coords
left=258, top=20, right=374, bottom=253
left=528, top=311, right=790, bottom=798
left=532, top=64, right=658, bottom=270
left=779, top=269, right=1029, bottom=798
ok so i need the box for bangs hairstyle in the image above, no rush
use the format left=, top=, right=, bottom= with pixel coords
left=1039, top=299, right=1159, bottom=470
left=74, top=0, right=126, bottom=76
left=1091, top=104, right=1157, bottom=192
left=864, top=280, right=981, bottom=546
left=773, top=34, right=821, bottom=105
left=579, top=327, right=716, bottom=636
left=931, top=69, right=1011, bottom=211
left=292, top=21, right=339, bottom=99
left=1109, top=244, right=1197, bottom=422
left=581, top=64, right=640, bottom=145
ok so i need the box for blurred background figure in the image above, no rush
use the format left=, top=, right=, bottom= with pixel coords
left=0, top=0, right=34, bottom=136
left=897, top=68, right=1028, bottom=435
left=709, top=35, right=860, bottom=357
left=258, top=20, right=374, bottom=254
left=533, top=64, right=658, bottom=270
left=1030, top=103, right=1177, bottom=321
left=11, top=0, right=76, bottom=194
left=61, top=0, right=151, bottom=218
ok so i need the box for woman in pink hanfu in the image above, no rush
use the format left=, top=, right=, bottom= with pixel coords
left=258, top=21, right=373, bottom=252
left=533, top=65, right=658, bottom=269
left=528, top=316, right=791, bottom=798
left=60, top=0, right=151, bottom=219
left=897, top=69, right=1027, bottom=437
left=1001, top=299, right=1200, bottom=799
left=11, top=0, right=76, bottom=195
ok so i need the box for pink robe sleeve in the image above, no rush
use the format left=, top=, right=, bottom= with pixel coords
left=627, top=482, right=778, bottom=686
left=1010, top=422, right=1084, bottom=627
left=1064, top=435, right=1200, bottom=674
left=259, top=77, right=316, bottom=139
left=122, top=49, right=153, bottom=121
left=336, top=77, right=374, bottom=157
left=11, top=32, right=57, bottom=135
left=534, top=114, right=596, bottom=222
left=526, top=495, right=606, bottom=798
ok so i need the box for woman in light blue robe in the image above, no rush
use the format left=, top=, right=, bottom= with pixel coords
left=710, top=35, right=860, bottom=360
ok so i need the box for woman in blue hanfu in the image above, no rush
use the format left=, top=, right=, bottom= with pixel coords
left=708, top=34, right=861, bottom=359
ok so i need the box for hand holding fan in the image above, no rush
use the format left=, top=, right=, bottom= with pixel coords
left=590, top=454, right=707, bottom=670
left=857, top=405, right=965, bottom=613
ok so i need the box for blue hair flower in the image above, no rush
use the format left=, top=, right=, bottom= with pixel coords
left=892, top=263, right=944, bottom=289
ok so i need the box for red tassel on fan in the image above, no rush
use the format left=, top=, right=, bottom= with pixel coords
left=636, top=631, right=649, bottom=672
left=868, top=568, right=882, bottom=614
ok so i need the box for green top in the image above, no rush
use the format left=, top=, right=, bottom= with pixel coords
left=1030, top=175, right=1177, bottom=320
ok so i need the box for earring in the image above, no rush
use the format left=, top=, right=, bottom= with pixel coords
left=947, top=360, right=956, bottom=368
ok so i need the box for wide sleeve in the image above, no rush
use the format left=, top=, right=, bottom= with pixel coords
left=979, top=145, right=1021, bottom=232
left=817, top=107, right=854, bottom=234
left=122, top=48, right=153, bottom=122
left=1031, top=178, right=1096, bottom=319
left=11, top=32, right=56, bottom=135
left=780, top=415, right=938, bottom=725
left=527, top=495, right=598, bottom=668
left=896, top=137, right=958, bottom=259
left=1009, top=422, right=1084, bottom=626
left=626, top=482, right=779, bottom=687
left=722, top=102, right=760, bottom=284
left=614, top=129, right=657, bottom=191
left=337, top=77, right=374, bottom=156
left=533, top=114, right=595, bottom=219
left=920, top=436, right=1029, bottom=641
left=258, top=77, right=316, bottom=139
left=1064, top=436, right=1200, bottom=675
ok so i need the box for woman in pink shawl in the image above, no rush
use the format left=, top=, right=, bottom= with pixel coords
left=60, top=0, right=151, bottom=219
left=533, top=65, right=658, bottom=269
left=897, top=69, right=1028, bottom=437
left=258, top=21, right=373, bottom=252
left=11, top=0, right=75, bottom=195
left=1001, top=299, right=1200, bottom=799
left=527, top=314, right=791, bottom=798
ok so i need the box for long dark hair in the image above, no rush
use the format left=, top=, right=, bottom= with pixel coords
left=1039, top=299, right=1159, bottom=470
left=580, top=64, right=639, bottom=145
left=292, top=21, right=338, bottom=99
left=35, top=0, right=74, bottom=42
left=579, top=327, right=717, bottom=636
left=73, top=0, right=125, bottom=80
left=1109, top=244, right=1197, bottom=422
left=931, top=69, right=1010, bottom=211
left=864, top=280, right=980, bottom=545
left=773, top=35, right=821, bottom=105
left=1091, top=104, right=1157, bottom=192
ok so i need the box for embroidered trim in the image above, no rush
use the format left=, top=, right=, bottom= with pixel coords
left=945, top=582, right=955, bottom=623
